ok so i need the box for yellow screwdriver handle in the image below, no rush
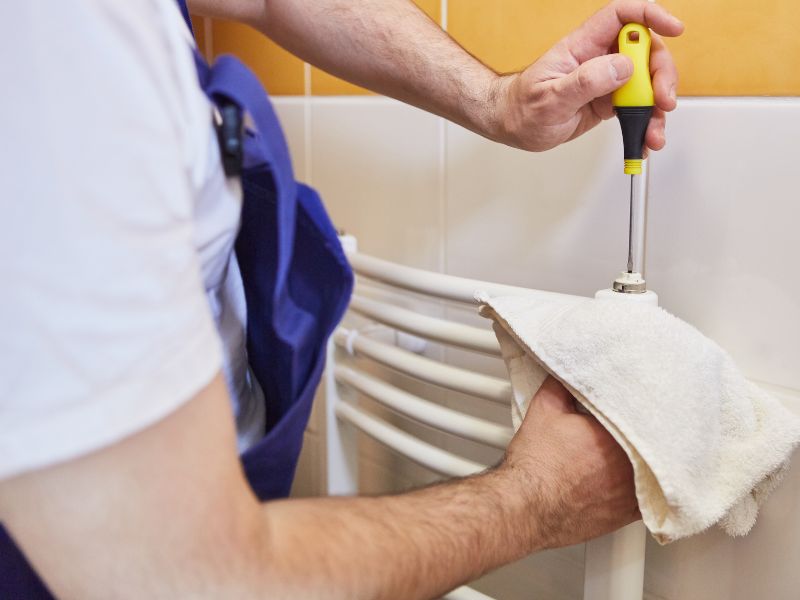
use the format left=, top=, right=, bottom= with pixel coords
left=612, top=23, right=654, bottom=108
left=612, top=24, right=654, bottom=174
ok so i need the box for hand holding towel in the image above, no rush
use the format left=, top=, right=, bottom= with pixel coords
left=478, top=292, right=800, bottom=544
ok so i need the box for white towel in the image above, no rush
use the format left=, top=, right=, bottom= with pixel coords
left=477, top=292, right=800, bottom=544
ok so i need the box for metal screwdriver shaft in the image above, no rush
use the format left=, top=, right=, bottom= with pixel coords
left=627, top=169, right=647, bottom=275
left=627, top=174, right=635, bottom=273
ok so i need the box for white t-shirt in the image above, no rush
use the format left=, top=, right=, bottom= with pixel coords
left=0, top=0, right=265, bottom=480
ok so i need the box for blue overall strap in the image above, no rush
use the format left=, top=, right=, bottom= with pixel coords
left=203, top=58, right=322, bottom=407
left=198, top=51, right=354, bottom=495
left=204, top=56, right=298, bottom=289
left=176, top=0, right=310, bottom=354
left=176, top=0, right=350, bottom=478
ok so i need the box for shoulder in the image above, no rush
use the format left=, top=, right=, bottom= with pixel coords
left=0, top=0, right=223, bottom=481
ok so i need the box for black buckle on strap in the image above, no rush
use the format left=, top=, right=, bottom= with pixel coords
left=214, top=100, right=244, bottom=177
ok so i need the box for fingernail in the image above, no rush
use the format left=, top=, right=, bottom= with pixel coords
left=611, top=55, right=632, bottom=82
left=669, top=84, right=677, bottom=103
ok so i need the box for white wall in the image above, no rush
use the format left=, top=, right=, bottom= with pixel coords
left=277, top=96, right=800, bottom=600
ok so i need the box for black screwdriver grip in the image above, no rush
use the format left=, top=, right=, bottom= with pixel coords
left=615, top=106, right=653, bottom=160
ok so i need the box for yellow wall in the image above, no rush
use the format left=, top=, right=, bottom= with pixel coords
left=196, top=0, right=800, bottom=96
left=665, top=0, right=800, bottom=95
left=211, top=20, right=306, bottom=95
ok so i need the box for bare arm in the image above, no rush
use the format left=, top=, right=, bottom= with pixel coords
left=189, top=0, right=683, bottom=152
left=0, top=375, right=636, bottom=599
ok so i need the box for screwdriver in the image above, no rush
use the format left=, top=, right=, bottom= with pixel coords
left=611, top=23, right=654, bottom=294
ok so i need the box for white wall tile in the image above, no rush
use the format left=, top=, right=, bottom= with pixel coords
left=310, top=98, right=443, bottom=270
left=445, top=118, right=629, bottom=296
left=648, top=98, right=800, bottom=389
left=357, top=454, right=420, bottom=495
left=290, top=431, right=321, bottom=498
left=307, top=98, right=449, bottom=493
left=645, top=459, right=800, bottom=600
left=472, top=545, right=585, bottom=600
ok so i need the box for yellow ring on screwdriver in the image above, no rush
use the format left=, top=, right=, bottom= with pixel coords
left=624, top=159, right=643, bottom=175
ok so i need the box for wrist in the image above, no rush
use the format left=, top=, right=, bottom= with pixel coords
left=456, top=68, right=513, bottom=145
left=483, top=461, right=549, bottom=554
left=475, top=73, right=524, bottom=149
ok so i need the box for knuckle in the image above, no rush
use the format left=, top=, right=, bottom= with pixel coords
left=575, top=68, right=595, bottom=95
left=610, top=0, right=629, bottom=14
left=531, top=87, right=561, bottom=122
left=527, top=83, right=549, bottom=106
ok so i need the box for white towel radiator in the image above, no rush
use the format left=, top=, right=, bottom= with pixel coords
left=324, top=241, right=647, bottom=600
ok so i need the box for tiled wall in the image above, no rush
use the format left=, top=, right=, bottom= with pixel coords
left=192, top=5, right=800, bottom=600
left=197, top=0, right=800, bottom=96
left=279, top=94, right=800, bottom=599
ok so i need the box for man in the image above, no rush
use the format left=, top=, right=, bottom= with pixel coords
left=0, top=0, right=682, bottom=598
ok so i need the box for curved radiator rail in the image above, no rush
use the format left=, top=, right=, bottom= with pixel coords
left=335, top=401, right=487, bottom=478
left=333, top=328, right=511, bottom=404
left=335, top=365, right=513, bottom=449
left=349, top=295, right=501, bottom=356
left=349, top=251, right=585, bottom=306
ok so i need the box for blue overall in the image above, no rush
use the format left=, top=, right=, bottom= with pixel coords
left=0, top=3, right=353, bottom=596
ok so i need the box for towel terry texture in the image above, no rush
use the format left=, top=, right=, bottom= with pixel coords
left=477, top=292, right=800, bottom=544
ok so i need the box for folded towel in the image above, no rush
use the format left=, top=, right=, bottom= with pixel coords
left=477, top=292, right=800, bottom=544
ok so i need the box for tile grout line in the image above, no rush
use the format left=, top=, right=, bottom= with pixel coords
left=203, top=16, right=213, bottom=59
left=438, top=0, right=450, bottom=403
left=438, top=118, right=447, bottom=277
left=439, top=0, right=448, bottom=276
left=304, top=61, right=312, bottom=96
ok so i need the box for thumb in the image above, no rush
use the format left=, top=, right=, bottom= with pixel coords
left=531, top=376, right=577, bottom=416
left=550, top=54, right=632, bottom=118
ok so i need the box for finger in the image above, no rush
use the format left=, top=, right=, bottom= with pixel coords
left=590, top=95, right=615, bottom=121
left=645, top=106, right=666, bottom=151
left=531, top=376, right=577, bottom=415
left=650, top=33, right=678, bottom=112
left=549, top=54, right=632, bottom=120
left=564, top=0, right=684, bottom=64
